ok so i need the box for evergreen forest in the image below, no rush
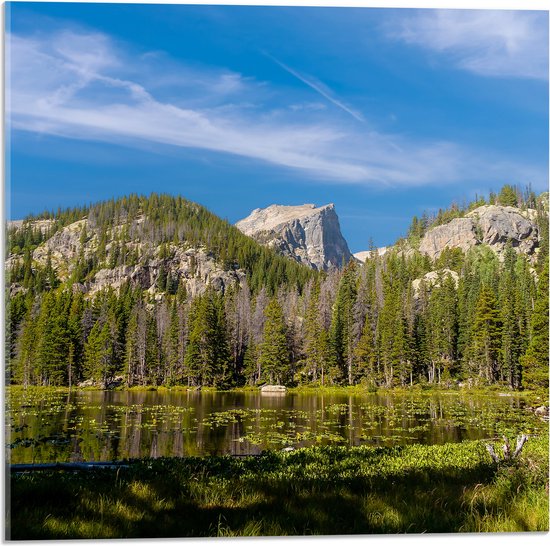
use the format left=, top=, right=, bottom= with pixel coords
left=6, top=188, right=549, bottom=391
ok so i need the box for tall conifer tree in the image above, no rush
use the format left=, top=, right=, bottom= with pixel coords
left=258, top=297, right=289, bottom=385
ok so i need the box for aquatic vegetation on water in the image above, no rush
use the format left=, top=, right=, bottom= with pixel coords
left=6, top=386, right=547, bottom=463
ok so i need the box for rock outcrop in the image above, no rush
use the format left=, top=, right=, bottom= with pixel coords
left=32, top=220, right=89, bottom=270
left=9, top=218, right=55, bottom=234
left=419, top=205, right=539, bottom=260
left=411, top=269, right=459, bottom=297
left=354, top=247, right=389, bottom=263
left=7, top=218, right=246, bottom=298
left=235, top=203, right=352, bottom=270
left=85, top=247, right=244, bottom=298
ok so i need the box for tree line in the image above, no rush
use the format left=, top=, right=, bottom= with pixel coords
left=7, top=241, right=548, bottom=391
left=6, top=190, right=548, bottom=390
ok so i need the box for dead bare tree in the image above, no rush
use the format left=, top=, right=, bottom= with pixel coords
left=486, top=434, right=529, bottom=463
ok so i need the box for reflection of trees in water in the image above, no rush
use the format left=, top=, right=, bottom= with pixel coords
left=128, top=411, right=143, bottom=459
left=150, top=432, right=158, bottom=458
left=70, top=436, right=83, bottom=462
left=348, top=396, right=354, bottom=446
left=173, top=417, right=183, bottom=458
left=9, top=389, right=537, bottom=462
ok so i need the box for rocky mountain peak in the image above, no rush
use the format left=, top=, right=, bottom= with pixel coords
left=236, top=203, right=352, bottom=271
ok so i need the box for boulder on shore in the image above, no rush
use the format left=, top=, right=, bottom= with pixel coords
left=260, top=385, right=287, bottom=394
left=534, top=405, right=549, bottom=417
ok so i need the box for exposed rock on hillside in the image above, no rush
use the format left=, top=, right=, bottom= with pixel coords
left=354, top=247, right=389, bottom=263
left=85, top=247, right=244, bottom=298
left=9, top=218, right=55, bottom=234
left=419, top=205, right=539, bottom=260
left=235, top=203, right=352, bottom=271
left=33, top=220, right=89, bottom=269
left=8, top=218, right=246, bottom=298
left=411, top=269, right=459, bottom=297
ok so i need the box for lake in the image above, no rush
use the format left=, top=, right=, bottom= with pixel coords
left=7, top=387, right=542, bottom=464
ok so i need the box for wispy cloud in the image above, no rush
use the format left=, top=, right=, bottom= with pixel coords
left=264, top=52, right=365, bottom=122
left=393, top=10, right=548, bottom=80
left=6, top=27, right=546, bottom=189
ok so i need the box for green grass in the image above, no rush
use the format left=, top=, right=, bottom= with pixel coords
left=8, top=434, right=548, bottom=539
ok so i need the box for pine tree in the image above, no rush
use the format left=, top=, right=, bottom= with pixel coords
left=34, top=291, right=69, bottom=385
left=44, top=251, right=59, bottom=290
left=330, top=261, right=358, bottom=385
left=165, top=301, right=183, bottom=386
left=184, top=291, right=230, bottom=387
left=166, top=272, right=179, bottom=295
left=84, top=312, right=118, bottom=386
left=499, top=246, right=522, bottom=388
left=124, top=303, right=148, bottom=386
left=471, top=285, right=502, bottom=383
left=426, top=273, right=458, bottom=385
left=258, top=297, right=289, bottom=385
left=378, top=256, right=408, bottom=387
left=411, top=312, right=429, bottom=383
left=243, top=338, right=258, bottom=385
left=497, top=185, right=519, bottom=207
left=13, top=300, right=37, bottom=386
left=354, top=315, right=377, bottom=386
left=520, top=263, right=549, bottom=389
left=146, top=312, right=161, bottom=385
left=514, top=255, right=537, bottom=358
left=67, top=291, right=85, bottom=387
left=84, top=319, right=107, bottom=384
left=212, top=291, right=231, bottom=388
left=6, top=291, right=29, bottom=380
left=156, top=264, right=167, bottom=292
left=303, top=282, right=325, bottom=384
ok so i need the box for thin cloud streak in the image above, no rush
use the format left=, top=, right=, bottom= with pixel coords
left=265, top=52, right=365, bottom=122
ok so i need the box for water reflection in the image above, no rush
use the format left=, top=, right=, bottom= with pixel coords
left=7, top=389, right=536, bottom=464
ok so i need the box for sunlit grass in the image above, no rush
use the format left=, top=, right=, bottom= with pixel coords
left=9, top=433, right=548, bottom=539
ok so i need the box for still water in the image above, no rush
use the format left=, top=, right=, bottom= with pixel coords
left=7, top=388, right=538, bottom=463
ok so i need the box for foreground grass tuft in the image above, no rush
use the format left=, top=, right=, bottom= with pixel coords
left=8, top=435, right=549, bottom=539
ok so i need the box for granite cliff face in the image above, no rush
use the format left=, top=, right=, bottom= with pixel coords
left=352, top=204, right=541, bottom=265
left=235, top=203, right=352, bottom=270
left=418, top=205, right=539, bottom=260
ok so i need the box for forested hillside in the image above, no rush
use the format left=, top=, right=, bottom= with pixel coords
left=5, top=188, right=548, bottom=390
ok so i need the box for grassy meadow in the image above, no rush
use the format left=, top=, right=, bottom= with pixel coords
left=8, top=432, right=549, bottom=539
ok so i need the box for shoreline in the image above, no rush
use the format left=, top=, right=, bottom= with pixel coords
left=7, top=383, right=548, bottom=399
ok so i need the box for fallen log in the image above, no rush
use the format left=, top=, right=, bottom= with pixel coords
left=10, top=453, right=270, bottom=472
left=10, top=462, right=129, bottom=472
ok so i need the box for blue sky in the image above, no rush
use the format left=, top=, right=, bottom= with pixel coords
left=5, top=2, right=549, bottom=252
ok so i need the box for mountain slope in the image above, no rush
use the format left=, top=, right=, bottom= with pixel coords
left=354, top=201, right=544, bottom=262
left=6, top=193, right=314, bottom=298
